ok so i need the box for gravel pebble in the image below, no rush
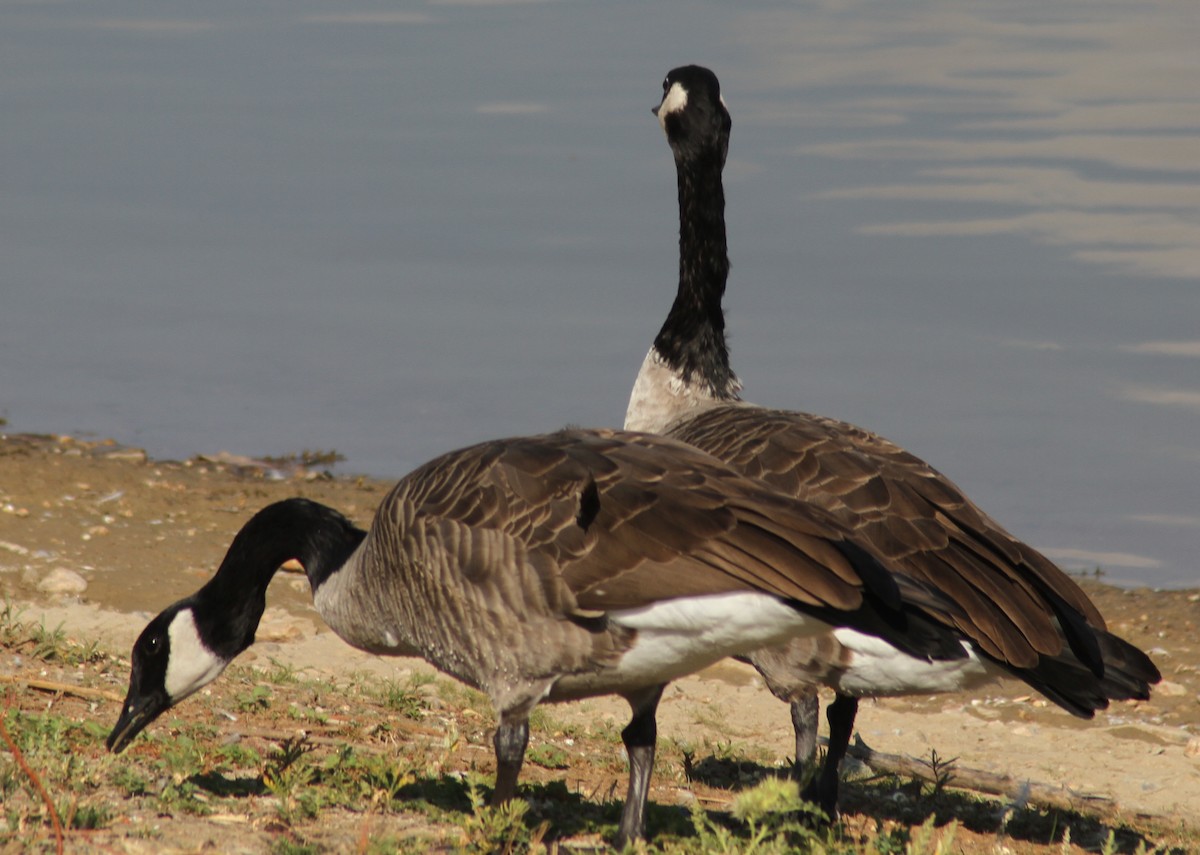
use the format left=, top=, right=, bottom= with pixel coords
left=37, top=567, right=88, bottom=594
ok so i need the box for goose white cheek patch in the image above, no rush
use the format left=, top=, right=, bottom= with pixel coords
left=657, top=82, right=688, bottom=129
left=164, top=609, right=227, bottom=703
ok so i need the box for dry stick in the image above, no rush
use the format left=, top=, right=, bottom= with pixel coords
left=231, top=726, right=389, bottom=754
left=0, top=674, right=124, bottom=703
left=230, top=715, right=446, bottom=753
left=355, top=817, right=374, bottom=855
left=838, top=736, right=1125, bottom=818
left=1, top=690, right=66, bottom=855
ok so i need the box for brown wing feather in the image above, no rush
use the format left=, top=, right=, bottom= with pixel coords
left=358, top=427, right=975, bottom=700
left=389, top=428, right=884, bottom=616
left=669, top=405, right=1106, bottom=669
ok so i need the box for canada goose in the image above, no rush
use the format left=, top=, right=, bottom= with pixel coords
left=107, top=427, right=970, bottom=846
left=626, top=65, right=1161, bottom=815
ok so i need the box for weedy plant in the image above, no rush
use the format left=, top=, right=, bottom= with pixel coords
left=236, top=685, right=273, bottom=712
left=262, top=738, right=319, bottom=823
left=30, top=622, right=103, bottom=666
left=525, top=743, right=571, bottom=770
left=919, top=749, right=957, bottom=801
left=377, top=677, right=429, bottom=719
left=458, top=781, right=549, bottom=855
left=261, top=658, right=300, bottom=685
left=0, top=603, right=106, bottom=667
left=0, top=599, right=24, bottom=644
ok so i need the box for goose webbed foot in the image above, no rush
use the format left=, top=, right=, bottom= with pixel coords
left=800, top=693, right=858, bottom=821
left=491, top=715, right=530, bottom=805
left=614, top=684, right=666, bottom=850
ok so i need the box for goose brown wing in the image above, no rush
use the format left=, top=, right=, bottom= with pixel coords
left=388, top=428, right=966, bottom=620
left=670, top=406, right=1106, bottom=671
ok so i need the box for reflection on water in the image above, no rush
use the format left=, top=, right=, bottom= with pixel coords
left=734, top=0, right=1200, bottom=279
left=1, top=0, right=1196, bottom=587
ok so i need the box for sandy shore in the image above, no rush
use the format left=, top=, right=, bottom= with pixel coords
left=2, top=431, right=1198, bottom=836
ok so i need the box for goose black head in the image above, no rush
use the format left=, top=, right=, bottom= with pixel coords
left=106, top=499, right=367, bottom=753
left=654, top=65, right=731, bottom=164
left=107, top=601, right=228, bottom=753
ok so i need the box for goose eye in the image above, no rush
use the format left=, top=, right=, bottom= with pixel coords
left=662, top=77, right=669, bottom=93
left=145, top=634, right=163, bottom=655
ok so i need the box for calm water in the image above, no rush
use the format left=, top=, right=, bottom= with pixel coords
left=2, top=0, right=1197, bottom=587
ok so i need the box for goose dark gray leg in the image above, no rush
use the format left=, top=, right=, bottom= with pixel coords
left=492, top=713, right=530, bottom=805
left=802, top=693, right=858, bottom=819
left=615, top=684, right=666, bottom=849
left=789, top=689, right=820, bottom=781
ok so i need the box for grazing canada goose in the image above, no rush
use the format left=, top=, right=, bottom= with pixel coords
left=107, top=427, right=970, bottom=846
left=626, top=65, right=1161, bottom=815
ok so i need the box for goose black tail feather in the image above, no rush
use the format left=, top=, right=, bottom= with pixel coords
left=800, top=540, right=970, bottom=664
left=1041, top=585, right=1106, bottom=679
left=996, top=628, right=1161, bottom=718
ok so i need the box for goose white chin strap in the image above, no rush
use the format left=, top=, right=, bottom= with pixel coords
left=164, top=609, right=228, bottom=703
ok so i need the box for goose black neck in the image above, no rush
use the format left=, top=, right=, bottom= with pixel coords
left=654, top=144, right=737, bottom=399
left=192, top=498, right=366, bottom=658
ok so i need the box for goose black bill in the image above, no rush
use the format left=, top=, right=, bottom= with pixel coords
left=106, top=689, right=169, bottom=753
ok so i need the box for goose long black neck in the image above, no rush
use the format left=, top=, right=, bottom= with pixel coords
left=654, top=116, right=738, bottom=399
left=192, top=498, right=366, bottom=659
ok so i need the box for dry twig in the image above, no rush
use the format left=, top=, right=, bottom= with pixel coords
left=1, top=689, right=66, bottom=855
left=840, top=735, right=1129, bottom=818
left=0, top=674, right=124, bottom=703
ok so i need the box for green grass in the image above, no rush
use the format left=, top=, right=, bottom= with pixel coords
left=376, top=677, right=429, bottom=719
left=526, top=743, right=571, bottom=770
left=260, top=658, right=301, bottom=685
left=235, top=685, right=273, bottom=712
left=1, top=623, right=1195, bottom=854
left=0, top=602, right=107, bottom=666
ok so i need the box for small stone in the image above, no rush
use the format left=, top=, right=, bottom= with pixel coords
left=37, top=568, right=88, bottom=595
left=104, top=448, right=148, bottom=463
left=257, top=608, right=308, bottom=642
left=1185, top=737, right=1200, bottom=758
left=1155, top=680, right=1187, bottom=698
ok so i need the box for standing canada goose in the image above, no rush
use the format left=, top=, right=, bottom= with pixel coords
left=107, top=427, right=970, bottom=846
left=626, top=65, right=1160, bottom=815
